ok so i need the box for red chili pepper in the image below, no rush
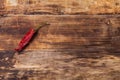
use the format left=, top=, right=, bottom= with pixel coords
left=15, top=22, right=49, bottom=52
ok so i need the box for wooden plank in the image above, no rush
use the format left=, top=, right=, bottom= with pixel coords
left=0, top=0, right=120, bottom=15
left=0, top=15, right=120, bottom=80
left=0, top=15, right=112, bottom=50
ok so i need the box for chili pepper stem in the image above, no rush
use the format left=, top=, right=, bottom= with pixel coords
left=34, top=22, right=49, bottom=31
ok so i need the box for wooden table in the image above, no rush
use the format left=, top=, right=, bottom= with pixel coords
left=0, top=0, right=120, bottom=80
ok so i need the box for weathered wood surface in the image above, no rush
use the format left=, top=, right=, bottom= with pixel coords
left=0, top=15, right=120, bottom=80
left=0, top=0, right=120, bottom=15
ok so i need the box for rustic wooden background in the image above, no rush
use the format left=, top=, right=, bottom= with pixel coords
left=0, top=0, right=120, bottom=80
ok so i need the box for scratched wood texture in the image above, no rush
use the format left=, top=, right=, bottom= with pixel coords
left=0, top=0, right=120, bottom=80
left=0, top=0, right=120, bottom=15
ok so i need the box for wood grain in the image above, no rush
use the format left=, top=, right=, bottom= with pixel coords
left=0, top=15, right=112, bottom=50
left=0, top=0, right=120, bottom=15
left=0, top=1, right=120, bottom=80
left=0, top=15, right=120, bottom=80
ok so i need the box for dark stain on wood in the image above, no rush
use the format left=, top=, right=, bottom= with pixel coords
left=0, top=50, right=15, bottom=68
left=0, top=27, right=29, bottom=35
